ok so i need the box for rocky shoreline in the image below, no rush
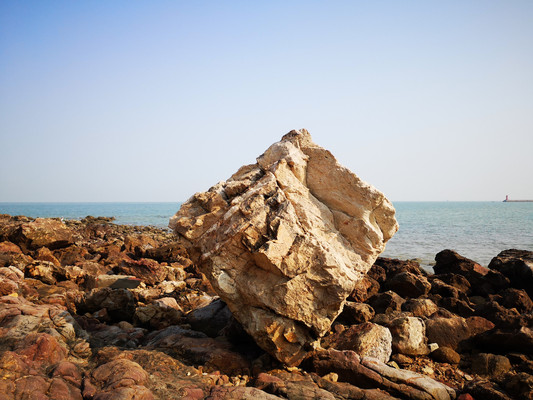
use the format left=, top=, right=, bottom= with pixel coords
left=0, top=213, right=531, bottom=399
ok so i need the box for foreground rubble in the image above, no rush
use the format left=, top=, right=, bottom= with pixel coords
left=1, top=213, right=532, bottom=399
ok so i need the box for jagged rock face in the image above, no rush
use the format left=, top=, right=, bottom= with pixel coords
left=169, top=129, right=398, bottom=365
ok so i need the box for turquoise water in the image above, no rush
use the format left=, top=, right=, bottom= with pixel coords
left=0, top=202, right=181, bottom=229
left=382, top=202, right=533, bottom=267
left=1, top=201, right=531, bottom=268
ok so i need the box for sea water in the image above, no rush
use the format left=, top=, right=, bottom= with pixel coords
left=1, top=201, right=531, bottom=268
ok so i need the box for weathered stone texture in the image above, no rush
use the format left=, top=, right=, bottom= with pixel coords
left=170, top=129, right=398, bottom=365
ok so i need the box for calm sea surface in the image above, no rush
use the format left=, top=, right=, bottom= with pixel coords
left=1, top=201, right=531, bottom=268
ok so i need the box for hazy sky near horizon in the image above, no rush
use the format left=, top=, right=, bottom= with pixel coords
left=1, top=1, right=532, bottom=202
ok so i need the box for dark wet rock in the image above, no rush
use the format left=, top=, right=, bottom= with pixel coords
left=77, top=287, right=136, bottom=321
left=430, top=278, right=464, bottom=300
left=368, top=291, right=405, bottom=314
left=336, top=301, right=375, bottom=325
left=186, top=298, right=233, bottom=337
left=471, top=353, right=512, bottom=379
left=489, top=249, right=533, bottom=297
left=474, top=300, right=522, bottom=328
left=474, top=326, right=533, bottom=354
left=372, top=257, right=427, bottom=281
left=402, top=298, right=439, bottom=318
left=464, top=379, right=513, bottom=400
left=437, top=297, right=475, bottom=318
left=499, top=288, right=533, bottom=313
left=384, top=271, right=431, bottom=298
left=433, top=273, right=471, bottom=294
left=430, top=346, right=461, bottom=364
left=504, top=372, right=533, bottom=400
left=349, top=275, right=380, bottom=302
left=434, top=249, right=509, bottom=296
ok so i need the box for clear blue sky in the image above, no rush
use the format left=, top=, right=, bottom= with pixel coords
left=1, top=1, right=532, bottom=202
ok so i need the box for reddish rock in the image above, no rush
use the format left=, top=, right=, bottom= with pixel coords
left=430, top=346, right=461, bottom=364
left=16, top=333, right=68, bottom=368
left=124, top=234, right=158, bottom=256
left=368, top=290, right=405, bottom=314
left=0, top=241, right=22, bottom=254
left=474, top=326, right=533, bottom=354
left=34, top=246, right=61, bottom=266
left=464, top=379, right=513, bottom=400
left=475, top=300, right=521, bottom=328
left=10, top=218, right=76, bottom=251
left=349, top=275, right=380, bottom=302
left=56, top=245, right=89, bottom=266
left=143, top=242, right=191, bottom=264
left=466, top=316, right=495, bottom=336
left=438, top=297, right=475, bottom=317
left=116, top=258, right=167, bottom=286
left=430, top=278, right=463, bottom=299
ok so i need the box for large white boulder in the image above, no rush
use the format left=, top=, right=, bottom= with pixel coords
left=170, top=129, right=398, bottom=365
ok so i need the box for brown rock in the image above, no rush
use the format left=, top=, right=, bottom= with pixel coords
left=369, top=291, right=405, bottom=314
left=384, top=271, right=431, bottom=298
left=349, top=275, right=380, bottom=302
left=499, top=288, right=533, bottom=313
left=336, top=301, right=375, bottom=325
left=10, top=218, right=76, bottom=251
left=402, top=298, right=438, bottom=318
left=435, top=249, right=509, bottom=296
left=34, top=246, right=61, bottom=266
left=372, top=257, right=426, bottom=282
left=430, top=346, right=461, bottom=364
left=425, top=316, right=471, bottom=350
left=471, top=353, right=512, bottom=378
left=489, top=249, right=533, bottom=297
left=116, top=258, right=167, bottom=286
left=323, top=322, right=392, bottom=363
